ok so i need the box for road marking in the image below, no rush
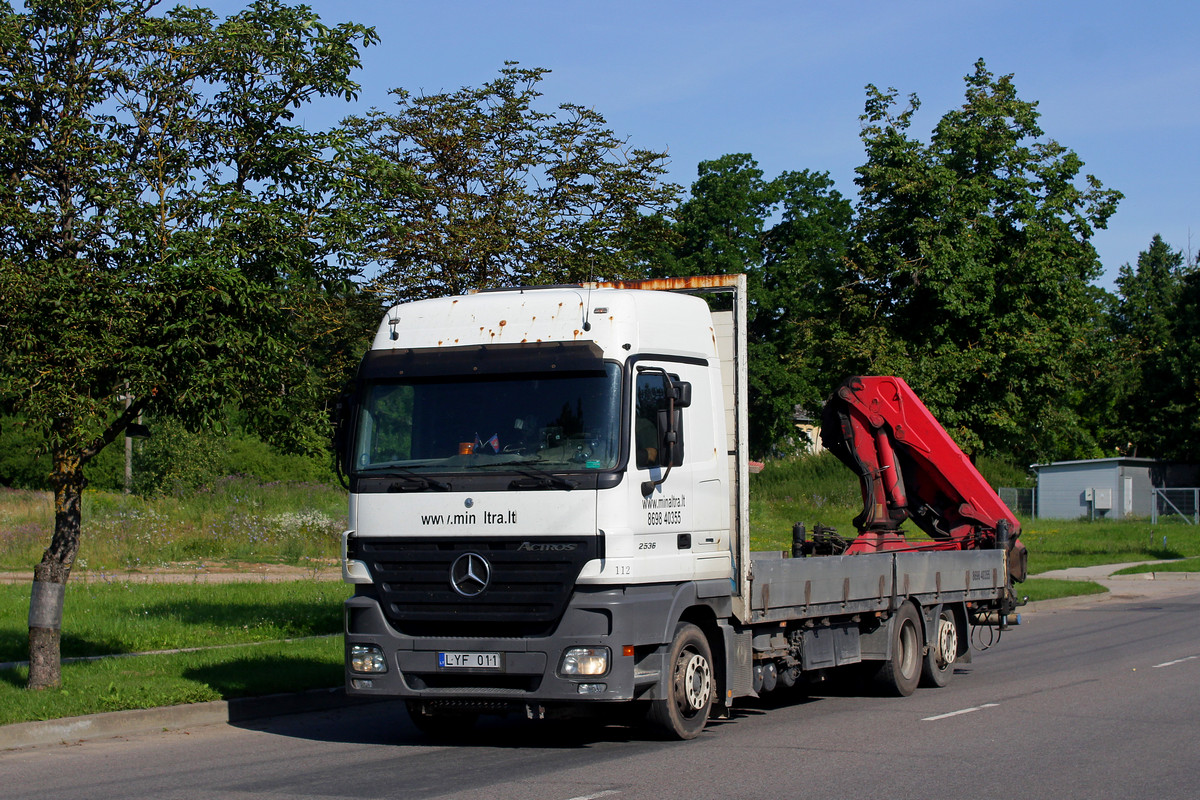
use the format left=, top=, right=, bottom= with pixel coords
left=1153, top=655, right=1199, bottom=669
left=565, top=792, right=620, bottom=800
left=922, top=703, right=999, bottom=721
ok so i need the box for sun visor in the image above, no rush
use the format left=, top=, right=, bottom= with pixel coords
left=358, top=341, right=607, bottom=379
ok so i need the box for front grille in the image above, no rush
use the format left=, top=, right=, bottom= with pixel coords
left=350, top=535, right=602, bottom=637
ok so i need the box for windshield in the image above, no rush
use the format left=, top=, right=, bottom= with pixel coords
left=353, top=364, right=622, bottom=475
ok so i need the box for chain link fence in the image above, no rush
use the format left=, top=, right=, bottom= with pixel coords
left=999, top=487, right=1036, bottom=518
left=1152, top=488, right=1200, bottom=524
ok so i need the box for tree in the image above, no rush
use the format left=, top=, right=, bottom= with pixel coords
left=0, top=0, right=378, bottom=689
left=1110, top=235, right=1195, bottom=457
left=849, top=59, right=1122, bottom=460
left=655, top=154, right=855, bottom=455
left=343, top=64, right=682, bottom=302
left=1163, top=270, right=1200, bottom=461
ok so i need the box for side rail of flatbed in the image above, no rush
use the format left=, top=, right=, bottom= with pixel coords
left=747, top=549, right=1006, bottom=624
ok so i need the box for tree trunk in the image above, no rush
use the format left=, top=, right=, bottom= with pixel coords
left=27, top=450, right=85, bottom=690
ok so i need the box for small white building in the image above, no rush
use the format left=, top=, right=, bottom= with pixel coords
left=1031, top=458, right=1158, bottom=520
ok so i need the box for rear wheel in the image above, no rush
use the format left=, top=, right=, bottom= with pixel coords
left=647, top=622, right=714, bottom=740
left=878, top=601, right=921, bottom=697
left=920, top=607, right=958, bottom=688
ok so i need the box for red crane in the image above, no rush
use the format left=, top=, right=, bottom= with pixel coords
left=821, top=376, right=1028, bottom=584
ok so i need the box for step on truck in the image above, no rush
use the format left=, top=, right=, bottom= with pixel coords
left=336, top=274, right=1027, bottom=739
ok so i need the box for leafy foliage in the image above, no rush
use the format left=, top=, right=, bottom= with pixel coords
left=0, top=0, right=378, bottom=686
left=1107, top=235, right=1194, bottom=457
left=343, top=64, right=682, bottom=302
left=846, top=59, right=1122, bottom=460
left=654, top=155, right=855, bottom=456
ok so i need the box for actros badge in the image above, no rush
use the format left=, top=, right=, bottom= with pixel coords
left=450, top=552, right=491, bottom=597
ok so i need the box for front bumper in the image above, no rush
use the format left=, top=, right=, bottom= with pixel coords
left=344, top=584, right=681, bottom=707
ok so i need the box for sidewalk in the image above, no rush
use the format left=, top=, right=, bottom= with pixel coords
left=0, top=688, right=384, bottom=752
left=1035, top=560, right=1199, bottom=582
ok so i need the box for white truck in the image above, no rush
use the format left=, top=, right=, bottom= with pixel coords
left=337, top=275, right=1026, bottom=739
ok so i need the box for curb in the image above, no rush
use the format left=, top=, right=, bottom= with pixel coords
left=0, top=686, right=382, bottom=752
left=1106, top=571, right=1199, bottom=581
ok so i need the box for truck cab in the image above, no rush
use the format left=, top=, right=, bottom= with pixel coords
left=339, top=278, right=749, bottom=738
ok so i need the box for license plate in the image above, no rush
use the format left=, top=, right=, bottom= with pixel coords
left=438, top=651, right=503, bottom=670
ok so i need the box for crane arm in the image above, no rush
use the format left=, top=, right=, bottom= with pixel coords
left=820, top=376, right=1027, bottom=583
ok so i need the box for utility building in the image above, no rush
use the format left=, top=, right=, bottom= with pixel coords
left=1031, top=458, right=1158, bottom=520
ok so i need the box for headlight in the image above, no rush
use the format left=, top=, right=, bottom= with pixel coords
left=560, top=646, right=609, bottom=677
left=349, top=643, right=388, bottom=674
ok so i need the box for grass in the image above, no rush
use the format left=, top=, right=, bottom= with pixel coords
left=0, top=637, right=342, bottom=725
left=1017, top=520, right=1199, bottom=574
left=1111, top=557, right=1200, bottom=575
left=0, top=580, right=346, bottom=725
left=0, top=581, right=346, bottom=663
left=0, top=478, right=347, bottom=572
left=1015, top=578, right=1108, bottom=603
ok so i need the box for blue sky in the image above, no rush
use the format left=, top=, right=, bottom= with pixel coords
left=214, top=0, right=1198, bottom=288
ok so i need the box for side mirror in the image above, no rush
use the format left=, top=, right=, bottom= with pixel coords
left=671, top=380, right=692, bottom=409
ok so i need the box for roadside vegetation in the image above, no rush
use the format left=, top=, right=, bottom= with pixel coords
left=0, top=479, right=346, bottom=573
left=1112, top=557, right=1200, bottom=575
left=0, top=579, right=346, bottom=725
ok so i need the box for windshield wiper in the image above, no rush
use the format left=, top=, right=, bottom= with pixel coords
left=362, top=469, right=451, bottom=492
left=508, top=467, right=578, bottom=491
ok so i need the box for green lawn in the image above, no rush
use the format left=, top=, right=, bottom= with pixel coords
left=0, top=580, right=346, bottom=663
left=1111, top=557, right=1200, bottom=575
left=0, top=579, right=347, bottom=725
left=0, top=637, right=342, bottom=725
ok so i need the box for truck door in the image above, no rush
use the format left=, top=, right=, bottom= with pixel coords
left=632, top=361, right=726, bottom=562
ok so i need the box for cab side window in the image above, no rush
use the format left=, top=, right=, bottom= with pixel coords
left=635, top=373, right=667, bottom=468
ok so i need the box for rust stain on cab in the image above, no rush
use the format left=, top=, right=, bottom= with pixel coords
left=586, top=275, right=743, bottom=291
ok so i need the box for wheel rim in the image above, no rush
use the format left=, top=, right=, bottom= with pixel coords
left=935, top=615, right=956, bottom=670
left=679, top=650, right=711, bottom=713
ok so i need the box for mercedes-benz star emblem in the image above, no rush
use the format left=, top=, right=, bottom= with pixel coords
left=450, top=553, right=491, bottom=597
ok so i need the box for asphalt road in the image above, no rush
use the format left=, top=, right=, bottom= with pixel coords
left=3, top=584, right=1199, bottom=800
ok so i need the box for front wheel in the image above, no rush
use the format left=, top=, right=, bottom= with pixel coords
left=647, top=622, right=714, bottom=740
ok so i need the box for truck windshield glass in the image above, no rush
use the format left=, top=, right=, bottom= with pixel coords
left=353, top=364, right=622, bottom=474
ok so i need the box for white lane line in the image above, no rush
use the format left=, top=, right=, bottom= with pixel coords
left=565, top=791, right=621, bottom=800
left=1153, top=655, right=1199, bottom=669
left=922, top=703, right=999, bottom=722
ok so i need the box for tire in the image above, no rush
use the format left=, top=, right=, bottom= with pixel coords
left=647, top=622, right=714, bottom=740
left=405, top=701, right=477, bottom=739
left=877, top=601, right=921, bottom=697
left=920, top=607, right=958, bottom=688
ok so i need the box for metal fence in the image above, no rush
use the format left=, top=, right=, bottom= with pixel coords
left=1152, top=488, right=1200, bottom=525
left=999, top=487, right=1036, bottom=518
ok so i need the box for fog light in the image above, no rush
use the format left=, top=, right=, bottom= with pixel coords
left=560, top=646, right=609, bottom=676
left=577, top=683, right=607, bottom=695
left=350, top=643, right=388, bottom=674
left=350, top=678, right=375, bottom=690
